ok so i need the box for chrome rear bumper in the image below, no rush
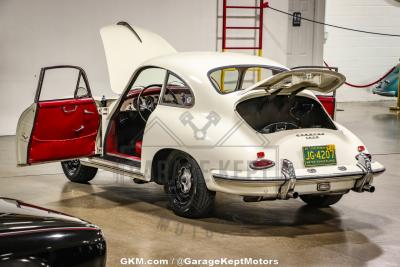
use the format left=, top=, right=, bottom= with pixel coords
left=210, top=153, right=385, bottom=198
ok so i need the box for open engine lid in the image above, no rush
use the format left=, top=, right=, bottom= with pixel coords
left=100, top=22, right=177, bottom=94
left=240, top=69, right=346, bottom=96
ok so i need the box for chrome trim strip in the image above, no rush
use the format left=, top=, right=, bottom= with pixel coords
left=213, top=175, right=361, bottom=184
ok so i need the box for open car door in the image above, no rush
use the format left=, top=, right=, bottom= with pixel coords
left=16, top=66, right=100, bottom=165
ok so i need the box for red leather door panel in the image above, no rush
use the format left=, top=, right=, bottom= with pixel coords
left=28, top=98, right=100, bottom=163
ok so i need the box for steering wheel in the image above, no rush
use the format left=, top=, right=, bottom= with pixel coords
left=260, top=122, right=299, bottom=134
left=136, top=84, right=162, bottom=122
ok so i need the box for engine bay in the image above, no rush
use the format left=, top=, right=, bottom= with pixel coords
left=236, top=95, right=337, bottom=134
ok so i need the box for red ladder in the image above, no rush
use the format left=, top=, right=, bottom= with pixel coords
left=222, top=0, right=268, bottom=56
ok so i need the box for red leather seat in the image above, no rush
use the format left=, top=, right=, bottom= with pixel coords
left=135, top=140, right=142, bottom=157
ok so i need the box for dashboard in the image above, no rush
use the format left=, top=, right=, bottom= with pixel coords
left=120, top=86, right=162, bottom=112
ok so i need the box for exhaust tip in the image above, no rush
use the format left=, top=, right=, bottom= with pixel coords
left=363, top=185, right=375, bottom=193
left=368, top=186, right=375, bottom=193
left=243, top=196, right=263, bottom=202
left=287, top=191, right=299, bottom=199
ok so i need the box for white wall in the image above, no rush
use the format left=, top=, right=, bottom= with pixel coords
left=264, top=0, right=290, bottom=65
left=0, top=0, right=217, bottom=135
left=324, top=0, right=400, bottom=102
left=0, top=0, right=334, bottom=136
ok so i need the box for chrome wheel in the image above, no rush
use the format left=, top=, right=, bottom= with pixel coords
left=165, top=151, right=215, bottom=218
left=178, top=166, right=192, bottom=194
left=63, top=159, right=80, bottom=176
left=172, top=158, right=193, bottom=205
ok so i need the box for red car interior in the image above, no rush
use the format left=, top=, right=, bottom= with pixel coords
left=29, top=98, right=100, bottom=163
left=106, top=151, right=141, bottom=161
left=105, top=107, right=142, bottom=161
left=317, top=95, right=336, bottom=119
left=105, top=120, right=118, bottom=154
left=135, top=140, right=142, bottom=156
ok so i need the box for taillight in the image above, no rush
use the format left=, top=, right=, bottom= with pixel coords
left=355, top=146, right=372, bottom=160
left=249, top=152, right=275, bottom=170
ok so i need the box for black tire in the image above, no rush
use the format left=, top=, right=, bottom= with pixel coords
left=300, top=194, right=343, bottom=207
left=61, top=160, right=97, bottom=183
left=165, top=151, right=215, bottom=218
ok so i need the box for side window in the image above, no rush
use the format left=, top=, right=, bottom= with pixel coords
left=130, top=67, right=166, bottom=90
left=209, top=68, right=239, bottom=93
left=161, top=73, right=194, bottom=107
left=37, top=67, right=90, bottom=102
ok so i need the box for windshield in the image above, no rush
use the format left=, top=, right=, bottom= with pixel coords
left=209, top=65, right=285, bottom=94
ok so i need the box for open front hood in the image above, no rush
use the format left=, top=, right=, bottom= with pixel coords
left=100, top=22, right=177, bottom=94
left=240, top=69, right=346, bottom=96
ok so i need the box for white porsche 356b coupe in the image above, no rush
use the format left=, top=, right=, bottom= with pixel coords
left=16, top=22, right=385, bottom=218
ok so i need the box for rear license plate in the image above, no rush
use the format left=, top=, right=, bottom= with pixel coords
left=302, top=144, right=337, bottom=167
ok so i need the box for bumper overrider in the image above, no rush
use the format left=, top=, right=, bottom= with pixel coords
left=210, top=153, right=385, bottom=200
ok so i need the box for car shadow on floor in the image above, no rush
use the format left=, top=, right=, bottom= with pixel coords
left=57, top=181, right=389, bottom=235
left=49, top=181, right=387, bottom=265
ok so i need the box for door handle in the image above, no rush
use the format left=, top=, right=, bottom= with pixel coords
left=62, top=105, right=78, bottom=113
left=83, top=109, right=95, bottom=114
left=74, top=125, right=85, bottom=133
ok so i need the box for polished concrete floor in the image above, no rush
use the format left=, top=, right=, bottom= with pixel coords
left=1, top=101, right=400, bottom=267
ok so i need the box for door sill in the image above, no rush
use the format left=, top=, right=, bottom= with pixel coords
left=81, top=157, right=144, bottom=180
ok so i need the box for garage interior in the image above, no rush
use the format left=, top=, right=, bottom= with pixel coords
left=1, top=0, right=400, bottom=266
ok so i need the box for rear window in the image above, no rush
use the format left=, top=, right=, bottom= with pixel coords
left=209, top=66, right=284, bottom=94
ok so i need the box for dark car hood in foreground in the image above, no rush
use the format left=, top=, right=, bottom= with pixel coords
left=0, top=197, right=106, bottom=267
left=0, top=197, right=94, bottom=235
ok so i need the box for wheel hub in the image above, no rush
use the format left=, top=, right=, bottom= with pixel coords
left=178, top=166, right=192, bottom=194
left=65, top=159, right=80, bottom=175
